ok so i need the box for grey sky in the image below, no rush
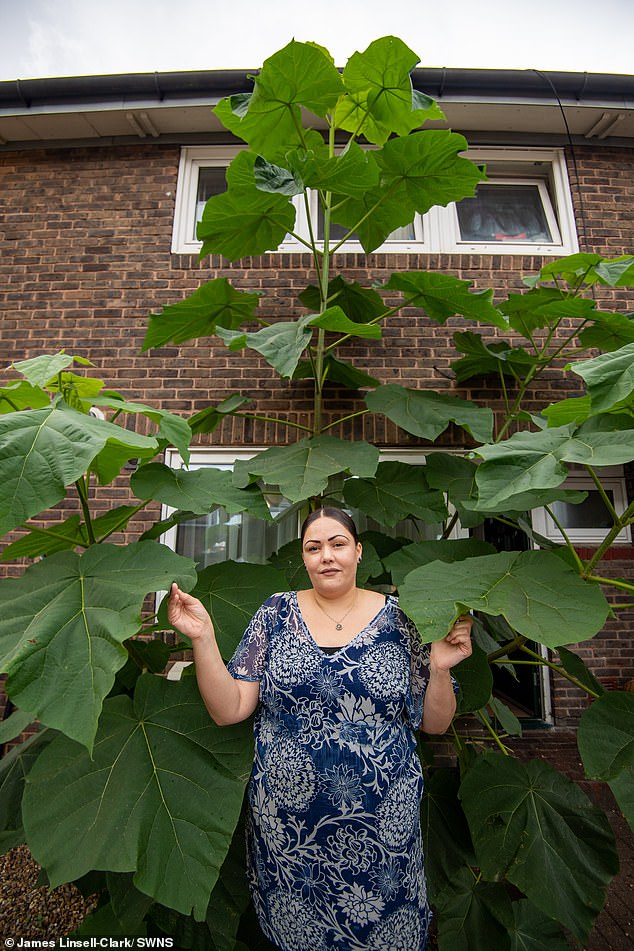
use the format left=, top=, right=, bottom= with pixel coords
left=0, top=0, right=632, bottom=81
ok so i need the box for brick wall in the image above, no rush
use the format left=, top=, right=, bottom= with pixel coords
left=1, top=141, right=633, bottom=725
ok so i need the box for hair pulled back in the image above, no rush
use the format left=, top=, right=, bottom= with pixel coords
left=300, top=507, right=359, bottom=544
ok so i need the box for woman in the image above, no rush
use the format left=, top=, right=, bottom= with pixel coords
left=168, top=507, right=472, bottom=951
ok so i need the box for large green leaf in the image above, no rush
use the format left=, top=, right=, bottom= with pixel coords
left=0, top=542, right=197, bottom=749
left=421, top=768, right=475, bottom=903
left=197, top=154, right=296, bottom=260
left=577, top=691, right=634, bottom=830
left=1, top=505, right=143, bottom=561
left=0, top=380, right=50, bottom=413
left=217, top=315, right=313, bottom=379
left=453, top=644, right=494, bottom=714
left=215, top=40, right=343, bottom=159
left=22, top=674, right=254, bottom=919
left=434, top=868, right=514, bottom=951
left=592, top=255, right=634, bottom=286
left=220, top=305, right=380, bottom=380
left=299, top=276, right=387, bottom=325
left=342, top=461, right=448, bottom=526
left=474, top=422, right=634, bottom=510
left=366, top=383, right=494, bottom=443
left=451, top=331, right=536, bottom=383
left=384, top=273, right=505, bottom=328
left=526, top=252, right=604, bottom=289
left=309, top=305, right=382, bottom=339
left=188, top=394, right=252, bottom=436
left=294, top=355, right=381, bottom=390
left=334, top=132, right=483, bottom=252
left=557, top=646, right=605, bottom=697
left=233, top=436, right=379, bottom=503
left=571, top=342, right=634, bottom=413
left=501, top=288, right=598, bottom=336
left=423, top=452, right=486, bottom=529
left=578, top=310, right=634, bottom=351
left=287, top=141, right=380, bottom=199
left=160, top=561, right=286, bottom=660
left=398, top=549, right=609, bottom=647
left=0, top=402, right=158, bottom=535
left=12, top=351, right=88, bottom=386
left=459, top=751, right=618, bottom=942
left=509, top=900, right=569, bottom=951
left=0, top=730, right=53, bottom=851
left=528, top=252, right=634, bottom=289
left=131, top=463, right=272, bottom=521
left=90, top=394, right=192, bottom=465
left=334, top=36, right=441, bottom=145
left=384, top=538, right=495, bottom=586
left=143, top=278, right=261, bottom=350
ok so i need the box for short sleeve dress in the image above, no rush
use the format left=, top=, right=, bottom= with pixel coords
left=227, top=591, right=439, bottom=951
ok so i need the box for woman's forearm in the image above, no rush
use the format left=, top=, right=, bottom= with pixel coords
left=421, top=666, right=457, bottom=735
left=168, top=583, right=259, bottom=726
left=191, top=631, right=257, bottom=726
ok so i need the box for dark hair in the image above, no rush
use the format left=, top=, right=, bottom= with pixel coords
left=300, top=507, right=359, bottom=544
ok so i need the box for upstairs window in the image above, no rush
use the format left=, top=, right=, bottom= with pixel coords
left=172, top=146, right=577, bottom=256
left=455, top=181, right=558, bottom=244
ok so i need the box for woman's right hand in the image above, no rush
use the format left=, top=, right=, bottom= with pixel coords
left=167, top=583, right=215, bottom=642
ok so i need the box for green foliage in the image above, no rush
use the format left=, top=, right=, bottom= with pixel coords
left=1, top=32, right=633, bottom=949
left=578, top=691, right=634, bottom=830
left=459, top=752, right=619, bottom=942
left=0, top=542, right=196, bottom=750
left=22, top=675, right=254, bottom=919
left=398, top=550, right=610, bottom=646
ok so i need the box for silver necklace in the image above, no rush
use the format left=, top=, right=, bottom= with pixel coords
left=312, top=592, right=357, bottom=631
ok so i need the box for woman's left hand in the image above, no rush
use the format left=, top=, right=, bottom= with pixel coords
left=430, top=614, right=473, bottom=672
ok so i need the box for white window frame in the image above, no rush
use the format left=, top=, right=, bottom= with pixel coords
left=531, top=468, right=630, bottom=545
left=172, top=146, right=578, bottom=257
left=171, top=145, right=245, bottom=254
left=440, top=148, right=578, bottom=256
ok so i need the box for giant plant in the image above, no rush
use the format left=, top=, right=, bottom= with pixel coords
left=1, top=36, right=633, bottom=950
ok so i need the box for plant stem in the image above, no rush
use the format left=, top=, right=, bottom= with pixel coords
left=476, top=709, right=511, bottom=754
left=584, top=465, right=619, bottom=522
left=487, top=635, right=527, bottom=663
left=320, top=409, right=370, bottom=433
left=582, top=498, right=634, bottom=575
left=74, top=476, right=96, bottom=544
left=543, top=504, right=585, bottom=571
left=587, top=573, right=634, bottom=594
left=98, top=501, right=149, bottom=542
left=235, top=413, right=312, bottom=433
left=450, top=720, right=463, bottom=753
left=518, top=643, right=602, bottom=699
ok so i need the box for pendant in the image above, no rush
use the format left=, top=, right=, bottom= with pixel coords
left=335, top=623, right=343, bottom=631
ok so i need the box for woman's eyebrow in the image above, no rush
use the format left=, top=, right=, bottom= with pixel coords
left=304, top=533, right=348, bottom=545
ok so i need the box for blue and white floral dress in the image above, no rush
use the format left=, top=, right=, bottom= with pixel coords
left=227, top=591, right=435, bottom=951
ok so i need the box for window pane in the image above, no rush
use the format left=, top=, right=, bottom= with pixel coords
left=456, top=183, right=553, bottom=243
left=550, top=491, right=614, bottom=530
left=195, top=166, right=227, bottom=229
left=317, top=205, right=416, bottom=244
left=175, top=496, right=296, bottom=568
left=175, top=497, right=442, bottom=569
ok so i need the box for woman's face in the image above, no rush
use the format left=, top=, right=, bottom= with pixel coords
left=301, top=516, right=362, bottom=597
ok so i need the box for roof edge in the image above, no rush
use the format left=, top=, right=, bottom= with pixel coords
left=0, top=66, right=632, bottom=110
